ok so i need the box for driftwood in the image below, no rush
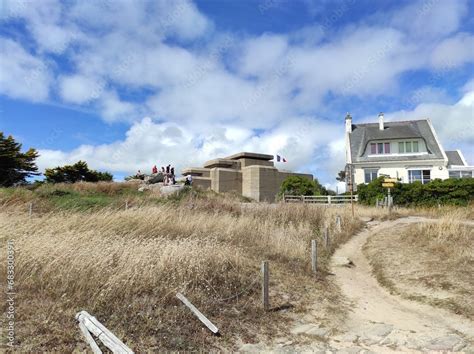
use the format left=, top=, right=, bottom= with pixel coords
left=176, top=293, right=219, bottom=334
left=76, top=311, right=134, bottom=353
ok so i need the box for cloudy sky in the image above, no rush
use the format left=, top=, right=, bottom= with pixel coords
left=1, top=0, right=473, bottom=189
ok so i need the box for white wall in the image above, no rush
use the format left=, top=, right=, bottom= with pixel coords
left=354, top=160, right=449, bottom=185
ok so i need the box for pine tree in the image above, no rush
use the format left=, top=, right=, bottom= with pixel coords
left=44, top=161, right=113, bottom=183
left=0, top=132, right=40, bottom=187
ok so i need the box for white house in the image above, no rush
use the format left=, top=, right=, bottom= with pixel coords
left=344, top=113, right=473, bottom=189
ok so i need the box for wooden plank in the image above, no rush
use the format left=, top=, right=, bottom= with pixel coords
left=78, top=321, right=102, bottom=354
left=311, top=240, right=317, bottom=273
left=76, top=311, right=134, bottom=353
left=176, top=293, right=219, bottom=334
left=261, top=261, right=269, bottom=311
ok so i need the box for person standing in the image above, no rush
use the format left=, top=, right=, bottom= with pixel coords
left=152, top=165, right=158, bottom=174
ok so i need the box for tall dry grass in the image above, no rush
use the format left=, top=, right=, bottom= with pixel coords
left=365, top=210, right=474, bottom=320
left=0, top=192, right=362, bottom=351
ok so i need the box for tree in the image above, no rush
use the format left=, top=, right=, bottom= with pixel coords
left=336, top=170, right=346, bottom=182
left=44, top=161, right=113, bottom=183
left=0, top=132, right=40, bottom=187
left=279, top=176, right=329, bottom=196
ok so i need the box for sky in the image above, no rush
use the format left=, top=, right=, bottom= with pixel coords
left=0, top=0, right=473, bottom=190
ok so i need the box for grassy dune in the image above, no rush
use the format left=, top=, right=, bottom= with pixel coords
left=364, top=211, right=474, bottom=319
left=0, top=183, right=363, bottom=351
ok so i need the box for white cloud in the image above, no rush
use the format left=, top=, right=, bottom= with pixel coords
left=390, top=0, right=468, bottom=39
left=430, top=33, right=474, bottom=69
left=384, top=90, right=474, bottom=163
left=37, top=115, right=344, bottom=179
left=59, top=74, right=104, bottom=104
left=0, top=38, right=52, bottom=101
left=99, top=91, right=139, bottom=123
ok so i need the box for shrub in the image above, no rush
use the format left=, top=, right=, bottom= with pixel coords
left=358, top=177, right=474, bottom=207
left=279, top=176, right=329, bottom=196
left=44, top=161, right=113, bottom=183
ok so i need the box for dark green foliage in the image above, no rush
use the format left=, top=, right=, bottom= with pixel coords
left=279, top=176, right=329, bottom=196
left=0, top=132, right=40, bottom=187
left=357, top=177, right=474, bottom=206
left=44, top=161, right=113, bottom=183
left=336, top=170, right=346, bottom=182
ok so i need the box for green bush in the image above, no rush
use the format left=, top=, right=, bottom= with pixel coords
left=357, top=177, right=474, bottom=207
left=279, top=176, right=329, bottom=197
left=44, top=161, right=113, bottom=183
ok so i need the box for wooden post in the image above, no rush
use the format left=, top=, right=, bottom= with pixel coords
left=29, top=202, right=32, bottom=217
left=311, top=240, right=317, bottom=273
left=328, top=195, right=332, bottom=205
left=125, top=200, right=129, bottom=210
left=76, top=311, right=134, bottom=353
left=336, top=215, right=342, bottom=233
left=324, top=227, right=330, bottom=249
left=261, top=261, right=269, bottom=311
left=78, top=321, right=102, bottom=354
left=176, top=293, right=219, bottom=334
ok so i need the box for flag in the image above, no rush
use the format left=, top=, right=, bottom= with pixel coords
left=276, top=155, right=287, bottom=163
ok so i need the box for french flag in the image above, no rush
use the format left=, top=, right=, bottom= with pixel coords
left=276, top=155, right=287, bottom=163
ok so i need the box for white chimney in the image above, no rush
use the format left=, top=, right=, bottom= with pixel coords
left=378, top=112, right=384, bottom=130
left=345, top=113, right=352, bottom=133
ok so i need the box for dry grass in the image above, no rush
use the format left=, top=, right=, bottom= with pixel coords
left=0, top=186, right=363, bottom=351
left=364, top=210, right=474, bottom=319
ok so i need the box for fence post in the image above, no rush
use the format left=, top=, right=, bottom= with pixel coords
left=29, top=202, right=33, bottom=217
left=336, top=216, right=341, bottom=233
left=125, top=201, right=129, bottom=210
left=328, top=195, right=332, bottom=205
left=311, top=240, right=317, bottom=273
left=324, top=227, right=330, bottom=249
left=261, top=261, right=269, bottom=311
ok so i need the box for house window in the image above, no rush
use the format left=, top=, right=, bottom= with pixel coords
left=399, top=142, right=405, bottom=153
left=449, top=171, right=461, bottom=179
left=377, top=143, right=384, bottom=154
left=369, top=142, right=391, bottom=154
left=413, top=141, right=419, bottom=153
left=409, top=170, right=431, bottom=184
left=450, top=170, right=473, bottom=179
left=364, top=169, right=378, bottom=183
left=406, top=142, right=412, bottom=153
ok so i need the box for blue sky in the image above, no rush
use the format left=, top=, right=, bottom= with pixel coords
left=1, top=0, right=473, bottom=188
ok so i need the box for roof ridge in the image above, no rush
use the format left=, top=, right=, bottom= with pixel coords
left=354, top=118, right=428, bottom=126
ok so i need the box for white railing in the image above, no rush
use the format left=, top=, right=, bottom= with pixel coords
left=283, top=195, right=358, bottom=204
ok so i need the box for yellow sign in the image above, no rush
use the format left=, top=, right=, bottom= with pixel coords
left=384, top=178, right=397, bottom=183
left=382, top=183, right=395, bottom=188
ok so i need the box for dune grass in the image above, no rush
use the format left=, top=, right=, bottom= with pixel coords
left=364, top=210, right=474, bottom=319
left=0, top=183, right=363, bottom=351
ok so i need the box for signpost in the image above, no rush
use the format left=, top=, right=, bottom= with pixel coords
left=382, top=177, right=397, bottom=211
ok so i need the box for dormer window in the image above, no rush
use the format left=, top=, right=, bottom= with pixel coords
left=370, top=142, right=390, bottom=155
left=399, top=141, right=420, bottom=153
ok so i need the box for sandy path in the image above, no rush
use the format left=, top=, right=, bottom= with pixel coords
left=239, top=217, right=474, bottom=353
left=328, top=217, right=474, bottom=353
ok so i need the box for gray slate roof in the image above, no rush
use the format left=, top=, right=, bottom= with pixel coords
left=446, top=150, right=465, bottom=166
left=348, top=119, right=445, bottom=163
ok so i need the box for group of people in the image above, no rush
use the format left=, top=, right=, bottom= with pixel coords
left=156, top=164, right=176, bottom=185
left=135, top=164, right=177, bottom=185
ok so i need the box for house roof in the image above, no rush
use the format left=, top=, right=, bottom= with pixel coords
left=348, top=119, right=445, bottom=163
left=446, top=150, right=466, bottom=166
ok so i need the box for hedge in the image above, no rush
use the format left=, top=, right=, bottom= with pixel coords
left=357, top=177, right=474, bottom=207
